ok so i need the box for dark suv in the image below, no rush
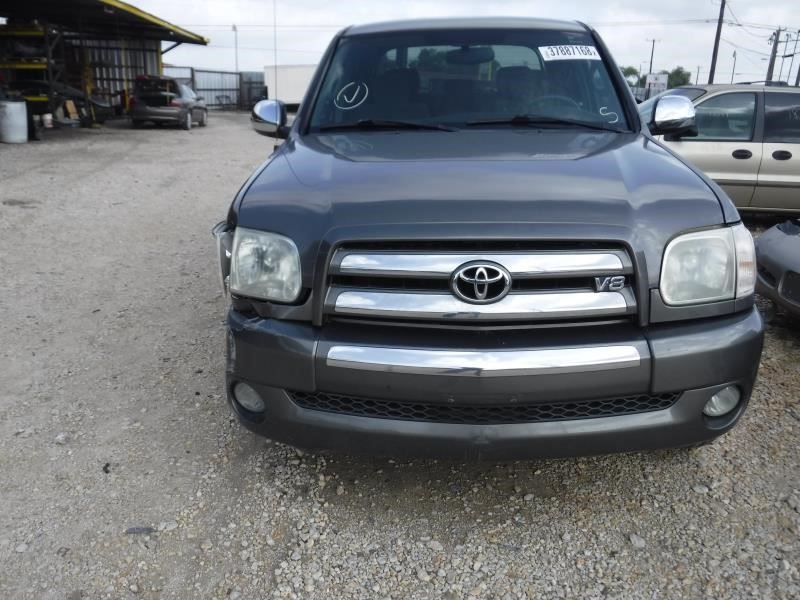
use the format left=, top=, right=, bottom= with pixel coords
left=214, top=18, right=763, bottom=459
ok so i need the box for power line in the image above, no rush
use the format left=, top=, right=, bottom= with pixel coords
left=593, top=18, right=720, bottom=27
left=725, top=1, right=769, bottom=39
left=184, top=19, right=723, bottom=29
left=720, top=37, right=772, bottom=57
left=730, top=45, right=768, bottom=70
left=173, top=24, right=343, bottom=30
left=206, top=44, right=321, bottom=54
left=736, top=21, right=800, bottom=32
left=173, top=19, right=800, bottom=32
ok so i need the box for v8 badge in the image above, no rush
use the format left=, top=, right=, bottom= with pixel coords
left=594, top=275, right=626, bottom=292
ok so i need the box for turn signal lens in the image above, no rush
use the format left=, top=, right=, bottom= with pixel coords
left=732, top=224, right=756, bottom=299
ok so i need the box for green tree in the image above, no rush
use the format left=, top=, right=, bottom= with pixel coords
left=621, top=65, right=641, bottom=86
left=663, top=66, right=692, bottom=88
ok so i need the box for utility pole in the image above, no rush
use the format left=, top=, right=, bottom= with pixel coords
left=731, top=50, right=737, bottom=84
left=232, top=24, right=238, bottom=73
left=788, top=30, right=800, bottom=87
left=646, top=39, right=658, bottom=74
left=696, top=65, right=701, bottom=84
left=779, top=31, right=792, bottom=81
left=766, top=28, right=782, bottom=83
left=708, top=0, right=726, bottom=83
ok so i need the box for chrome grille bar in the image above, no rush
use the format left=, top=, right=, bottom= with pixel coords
left=325, top=245, right=637, bottom=323
left=326, top=345, right=642, bottom=376
left=333, top=251, right=628, bottom=278
left=330, top=289, right=632, bottom=321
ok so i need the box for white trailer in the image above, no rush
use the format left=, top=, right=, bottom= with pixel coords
left=264, top=64, right=317, bottom=108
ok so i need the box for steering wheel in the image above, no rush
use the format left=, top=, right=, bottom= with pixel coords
left=531, top=95, right=582, bottom=111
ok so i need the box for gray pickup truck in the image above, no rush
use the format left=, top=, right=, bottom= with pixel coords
left=214, top=18, right=763, bottom=459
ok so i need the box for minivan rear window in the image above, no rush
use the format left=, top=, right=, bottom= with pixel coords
left=764, top=92, right=800, bottom=143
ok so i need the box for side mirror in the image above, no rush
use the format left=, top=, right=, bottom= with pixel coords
left=252, top=99, right=288, bottom=138
left=649, top=95, right=697, bottom=138
left=195, top=95, right=205, bottom=101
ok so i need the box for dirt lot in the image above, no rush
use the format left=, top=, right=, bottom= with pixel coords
left=1, top=113, right=799, bottom=599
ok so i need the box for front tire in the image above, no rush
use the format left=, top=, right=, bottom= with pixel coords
left=199, top=110, right=208, bottom=127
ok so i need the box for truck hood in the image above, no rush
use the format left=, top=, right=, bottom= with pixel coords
left=236, top=130, right=729, bottom=288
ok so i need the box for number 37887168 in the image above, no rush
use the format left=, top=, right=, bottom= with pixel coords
left=540, top=45, right=600, bottom=60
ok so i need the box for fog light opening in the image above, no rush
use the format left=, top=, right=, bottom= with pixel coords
left=703, top=386, right=741, bottom=417
left=233, top=382, right=265, bottom=413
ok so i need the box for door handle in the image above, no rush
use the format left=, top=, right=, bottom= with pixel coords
left=731, top=149, right=752, bottom=159
left=772, top=150, right=792, bottom=161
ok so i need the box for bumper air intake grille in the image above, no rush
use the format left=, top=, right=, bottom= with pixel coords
left=782, top=271, right=800, bottom=304
left=288, top=390, right=681, bottom=425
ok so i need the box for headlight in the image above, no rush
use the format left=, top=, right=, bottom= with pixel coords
left=660, top=224, right=754, bottom=306
left=229, top=228, right=301, bottom=303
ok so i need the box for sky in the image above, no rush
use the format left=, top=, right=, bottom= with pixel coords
left=133, top=0, right=800, bottom=84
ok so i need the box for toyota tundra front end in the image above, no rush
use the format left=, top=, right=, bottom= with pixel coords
left=213, top=18, right=763, bottom=459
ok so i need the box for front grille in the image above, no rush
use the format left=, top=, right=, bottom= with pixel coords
left=323, top=244, right=637, bottom=324
left=782, top=272, right=800, bottom=304
left=288, top=390, right=681, bottom=425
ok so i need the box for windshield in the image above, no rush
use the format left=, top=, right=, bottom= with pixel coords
left=638, top=87, right=706, bottom=122
left=309, top=29, right=629, bottom=131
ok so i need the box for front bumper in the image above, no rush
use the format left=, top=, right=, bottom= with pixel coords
left=225, top=307, right=763, bottom=459
left=755, top=224, right=800, bottom=318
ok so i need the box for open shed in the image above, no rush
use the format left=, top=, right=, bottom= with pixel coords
left=0, top=0, right=207, bottom=120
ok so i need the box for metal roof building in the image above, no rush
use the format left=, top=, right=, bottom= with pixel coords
left=0, top=0, right=206, bottom=116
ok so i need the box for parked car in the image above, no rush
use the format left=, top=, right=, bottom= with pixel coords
left=756, top=219, right=800, bottom=319
left=640, top=84, right=800, bottom=214
left=129, top=75, right=207, bottom=130
left=214, top=18, right=763, bottom=459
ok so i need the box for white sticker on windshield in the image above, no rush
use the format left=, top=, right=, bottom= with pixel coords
left=539, top=45, right=601, bottom=61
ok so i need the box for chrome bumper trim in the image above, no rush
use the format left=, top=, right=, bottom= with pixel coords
left=326, top=345, right=642, bottom=376
left=334, top=251, right=626, bottom=278
left=331, top=290, right=631, bottom=320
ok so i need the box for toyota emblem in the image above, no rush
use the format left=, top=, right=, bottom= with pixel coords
left=450, top=261, right=512, bottom=304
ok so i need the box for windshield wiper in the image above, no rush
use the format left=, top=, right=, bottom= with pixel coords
left=466, top=114, right=625, bottom=133
left=317, top=119, right=456, bottom=132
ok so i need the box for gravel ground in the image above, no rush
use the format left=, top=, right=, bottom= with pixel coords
left=1, top=113, right=799, bottom=599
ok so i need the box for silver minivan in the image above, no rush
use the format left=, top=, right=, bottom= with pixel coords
left=640, top=84, right=800, bottom=213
